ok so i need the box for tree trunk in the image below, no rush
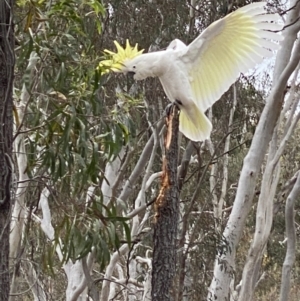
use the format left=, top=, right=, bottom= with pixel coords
left=0, top=0, right=14, bottom=299
left=152, top=106, right=179, bottom=301
left=279, top=172, right=300, bottom=301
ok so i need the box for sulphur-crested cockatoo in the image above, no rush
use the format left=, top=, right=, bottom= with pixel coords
left=100, top=2, right=282, bottom=141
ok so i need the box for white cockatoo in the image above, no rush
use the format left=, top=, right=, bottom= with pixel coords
left=100, top=2, right=283, bottom=141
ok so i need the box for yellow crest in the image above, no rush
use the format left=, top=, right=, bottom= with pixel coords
left=98, top=40, right=144, bottom=74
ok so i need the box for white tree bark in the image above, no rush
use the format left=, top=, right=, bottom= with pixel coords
left=128, top=258, right=138, bottom=301
left=238, top=156, right=281, bottom=301
left=107, top=263, right=124, bottom=300
left=10, top=52, right=39, bottom=261
left=9, top=52, right=40, bottom=300
left=279, top=172, right=300, bottom=301
left=208, top=2, right=300, bottom=299
left=136, top=255, right=152, bottom=301
left=36, top=188, right=96, bottom=301
left=218, top=85, right=237, bottom=220
left=101, top=146, right=126, bottom=206
left=210, top=85, right=237, bottom=231
left=100, top=244, right=129, bottom=301
left=67, top=252, right=95, bottom=301
left=239, top=57, right=300, bottom=301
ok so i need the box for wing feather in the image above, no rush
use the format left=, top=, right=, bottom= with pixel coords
left=181, top=2, right=283, bottom=112
left=255, top=22, right=283, bottom=31
left=253, top=13, right=282, bottom=22
left=259, top=30, right=284, bottom=40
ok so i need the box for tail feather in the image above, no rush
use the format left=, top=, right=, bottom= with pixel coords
left=179, top=105, right=212, bottom=141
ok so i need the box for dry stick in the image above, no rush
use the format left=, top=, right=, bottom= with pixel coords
left=152, top=105, right=180, bottom=301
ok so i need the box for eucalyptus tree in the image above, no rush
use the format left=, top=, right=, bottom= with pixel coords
left=10, top=0, right=300, bottom=300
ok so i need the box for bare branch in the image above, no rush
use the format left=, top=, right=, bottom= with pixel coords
left=100, top=245, right=129, bottom=301
left=218, top=84, right=237, bottom=221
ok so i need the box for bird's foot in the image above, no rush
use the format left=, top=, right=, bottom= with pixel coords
left=165, top=100, right=181, bottom=116
left=175, top=99, right=183, bottom=106
left=165, top=103, right=174, bottom=116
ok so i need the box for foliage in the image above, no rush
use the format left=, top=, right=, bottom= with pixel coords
left=14, top=0, right=135, bottom=288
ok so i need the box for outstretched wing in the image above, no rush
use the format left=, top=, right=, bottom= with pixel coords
left=181, top=2, right=283, bottom=112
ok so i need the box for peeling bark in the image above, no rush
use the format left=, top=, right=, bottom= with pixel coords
left=152, top=105, right=179, bottom=301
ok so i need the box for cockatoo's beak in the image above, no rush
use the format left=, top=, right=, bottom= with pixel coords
left=119, top=62, right=134, bottom=77
left=126, top=71, right=135, bottom=80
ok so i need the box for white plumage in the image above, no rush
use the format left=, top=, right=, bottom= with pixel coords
left=120, top=2, right=283, bottom=141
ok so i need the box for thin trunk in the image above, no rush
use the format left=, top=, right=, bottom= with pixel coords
left=217, top=84, right=237, bottom=225
left=152, top=106, right=179, bottom=301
